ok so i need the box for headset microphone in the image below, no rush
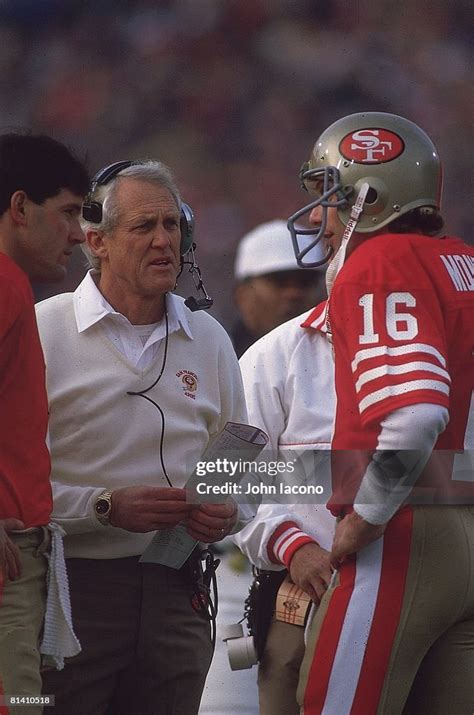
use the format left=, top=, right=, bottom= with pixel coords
left=184, top=296, right=213, bottom=312
left=183, top=243, right=213, bottom=312
left=184, top=295, right=213, bottom=311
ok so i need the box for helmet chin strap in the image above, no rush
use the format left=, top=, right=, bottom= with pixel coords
left=324, top=182, right=369, bottom=345
left=325, top=182, right=370, bottom=298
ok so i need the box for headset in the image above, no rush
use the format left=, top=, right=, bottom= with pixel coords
left=82, top=160, right=212, bottom=311
left=82, top=160, right=195, bottom=255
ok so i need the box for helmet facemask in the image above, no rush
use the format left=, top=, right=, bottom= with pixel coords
left=287, top=164, right=349, bottom=268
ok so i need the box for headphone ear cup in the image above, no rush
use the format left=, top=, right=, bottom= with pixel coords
left=82, top=160, right=135, bottom=225
left=180, top=202, right=195, bottom=255
left=82, top=202, right=103, bottom=224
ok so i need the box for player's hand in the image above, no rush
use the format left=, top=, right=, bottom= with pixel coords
left=330, top=511, right=387, bottom=570
left=108, top=486, right=193, bottom=532
left=0, top=518, right=25, bottom=581
left=289, top=542, right=333, bottom=603
left=184, top=501, right=238, bottom=543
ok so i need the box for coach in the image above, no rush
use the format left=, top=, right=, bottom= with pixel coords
left=38, top=160, right=248, bottom=715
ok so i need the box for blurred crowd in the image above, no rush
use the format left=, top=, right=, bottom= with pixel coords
left=0, top=0, right=472, bottom=326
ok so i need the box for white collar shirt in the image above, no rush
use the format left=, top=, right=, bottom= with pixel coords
left=73, top=270, right=193, bottom=370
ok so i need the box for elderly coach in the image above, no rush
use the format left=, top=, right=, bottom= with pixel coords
left=38, top=160, right=249, bottom=715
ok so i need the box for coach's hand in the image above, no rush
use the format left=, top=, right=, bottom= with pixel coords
left=289, top=542, right=333, bottom=603
left=108, top=486, right=193, bottom=532
left=0, top=518, right=25, bottom=581
left=184, top=501, right=238, bottom=543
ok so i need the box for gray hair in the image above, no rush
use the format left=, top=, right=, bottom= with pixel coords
left=81, top=161, right=182, bottom=271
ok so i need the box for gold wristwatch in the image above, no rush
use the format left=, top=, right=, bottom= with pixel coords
left=94, top=490, right=114, bottom=526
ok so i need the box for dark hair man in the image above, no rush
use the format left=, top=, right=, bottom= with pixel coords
left=0, top=132, right=89, bottom=713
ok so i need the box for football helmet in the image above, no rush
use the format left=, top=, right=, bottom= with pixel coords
left=287, top=112, right=442, bottom=267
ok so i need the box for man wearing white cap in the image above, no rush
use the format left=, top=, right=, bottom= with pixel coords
left=231, top=220, right=325, bottom=357
left=198, top=221, right=326, bottom=714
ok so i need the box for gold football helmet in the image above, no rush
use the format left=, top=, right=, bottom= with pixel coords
left=288, top=112, right=442, bottom=266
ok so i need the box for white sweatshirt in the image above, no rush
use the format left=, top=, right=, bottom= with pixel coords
left=36, top=278, right=248, bottom=559
left=233, top=304, right=337, bottom=569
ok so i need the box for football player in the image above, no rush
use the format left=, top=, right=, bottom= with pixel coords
left=287, top=112, right=474, bottom=714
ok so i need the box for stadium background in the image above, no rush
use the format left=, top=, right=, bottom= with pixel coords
left=1, top=0, right=472, bottom=327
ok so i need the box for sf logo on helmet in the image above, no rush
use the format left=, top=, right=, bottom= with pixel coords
left=340, top=129, right=405, bottom=164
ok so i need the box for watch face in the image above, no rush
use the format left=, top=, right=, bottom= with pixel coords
left=96, top=499, right=110, bottom=515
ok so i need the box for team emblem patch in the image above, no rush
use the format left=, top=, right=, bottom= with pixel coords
left=176, top=369, right=198, bottom=399
left=282, top=599, right=300, bottom=613
left=339, top=128, right=404, bottom=164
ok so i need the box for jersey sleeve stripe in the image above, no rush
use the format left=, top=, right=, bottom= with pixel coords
left=359, top=379, right=450, bottom=413
left=355, top=361, right=451, bottom=392
left=274, top=531, right=314, bottom=566
left=267, top=524, right=316, bottom=565
left=267, top=521, right=300, bottom=564
left=351, top=343, right=447, bottom=372
left=273, top=527, right=301, bottom=557
left=280, top=534, right=318, bottom=568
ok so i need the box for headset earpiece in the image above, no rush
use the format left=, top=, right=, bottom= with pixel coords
left=82, top=160, right=135, bottom=225
left=82, top=160, right=195, bottom=256
left=81, top=201, right=103, bottom=224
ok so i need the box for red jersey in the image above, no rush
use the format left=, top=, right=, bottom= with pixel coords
left=0, top=253, right=52, bottom=527
left=328, top=232, right=474, bottom=510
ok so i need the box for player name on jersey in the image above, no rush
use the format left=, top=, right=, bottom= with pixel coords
left=440, top=254, right=474, bottom=292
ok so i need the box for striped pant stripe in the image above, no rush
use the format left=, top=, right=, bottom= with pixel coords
left=303, top=508, right=413, bottom=714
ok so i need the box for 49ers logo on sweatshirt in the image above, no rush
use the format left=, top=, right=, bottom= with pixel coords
left=176, top=369, right=198, bottom=400
left=339, top=128, right=404, bottom=164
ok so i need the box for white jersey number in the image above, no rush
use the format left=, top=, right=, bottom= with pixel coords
left=358, top=292, right=419, bottom=344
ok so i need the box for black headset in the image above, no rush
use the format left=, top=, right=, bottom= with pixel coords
left=82, top=160, right=195, bottom=255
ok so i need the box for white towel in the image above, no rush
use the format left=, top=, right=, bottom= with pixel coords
left=40, top=522, right=81, bottom=669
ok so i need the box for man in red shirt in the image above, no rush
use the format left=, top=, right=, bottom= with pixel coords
left=0, top=133, right=88, bottom=713
left=287, top=112, right=473, bottom=714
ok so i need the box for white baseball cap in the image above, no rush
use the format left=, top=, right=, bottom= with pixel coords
left=234, top=220, right=322, bottom=281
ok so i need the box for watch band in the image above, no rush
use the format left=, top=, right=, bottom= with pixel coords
left=94, top=490, right=114, bottom=526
